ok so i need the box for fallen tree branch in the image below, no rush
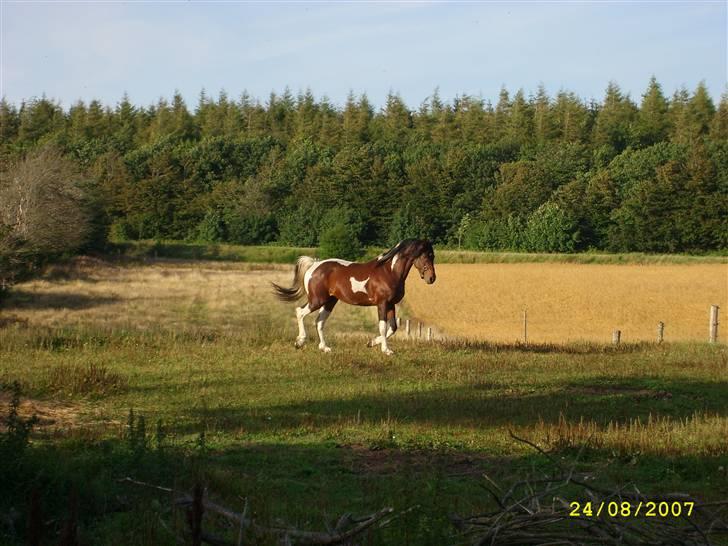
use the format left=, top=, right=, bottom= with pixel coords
left=451, top=435, right=728, bottom=546
left=120, top=476, right=395, bottom=545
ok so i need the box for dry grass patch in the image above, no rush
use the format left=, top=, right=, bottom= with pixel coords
left=1, top=256, right=376, bottom=341
left=405, top=263, right=728, bottom=343
left=0, top=391, right=80, bottom=431
left=527, top=412, right=728, bottom=457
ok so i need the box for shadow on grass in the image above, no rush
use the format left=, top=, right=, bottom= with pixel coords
left=3, top=378, right=726, bottom=544
left=171, top=377, right=728, bottom=437
left=2, top=290, right=120, bottom=311
left=4, top=434, right=724, bottom=546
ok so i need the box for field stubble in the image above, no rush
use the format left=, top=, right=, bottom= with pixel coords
left=405, top=262, right=728, bottom=343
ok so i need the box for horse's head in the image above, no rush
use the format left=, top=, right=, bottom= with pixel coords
left=412, top=240, right=436, bottom=285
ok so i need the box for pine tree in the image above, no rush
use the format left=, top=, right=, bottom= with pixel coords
left=553, top=91, right=588, bottom=143
left=17, top=95, right=64, bottom=144
left=67, top=100, right=88, bottom=141
left=686, top=81, right=716, bottom=138
left=111, top=93, right=139, bottom=152
left=634, top=76, right=669, bottom=147
left=532, top=84, right=554, bottom=144
left=379, top=91, right=411, bottom=145
left=171, top=91, right=197, bottom=140
left=507, top=89, right=533, bottom=144
left=493, top=87, right=511, bottom=141
left=710, top=89, right=728, bottom=141
left=592, top=81, right=637, bottom=153
left=86, top=99, right=108, bottom=140
left=294, top=88, right=318, bottom=142
left=147, top=97, right=175, bottom=141
left=667, top=86, right=691, bottom=143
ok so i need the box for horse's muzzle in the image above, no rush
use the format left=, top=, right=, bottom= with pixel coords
left=424, top=271, right=436, bottom=284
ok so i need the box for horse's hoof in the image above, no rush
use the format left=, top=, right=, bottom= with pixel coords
left=366, top=339, right=374, bottom=348
left=382, top=348, right=394, bottom=356
left=295, top=338, right=305, bottom=349
left=319, top=345, right=332, bottom=353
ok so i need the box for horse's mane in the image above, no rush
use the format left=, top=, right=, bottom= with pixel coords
left=375, top=239, right=419, bottom=267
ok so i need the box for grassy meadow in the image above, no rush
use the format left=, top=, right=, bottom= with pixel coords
left=1, top=251, right=727, bottom=545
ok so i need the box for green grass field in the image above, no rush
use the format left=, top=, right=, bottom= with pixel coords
left=114, top=239, right=728, bottom=265
left=1, top=252, right=727, bottom=545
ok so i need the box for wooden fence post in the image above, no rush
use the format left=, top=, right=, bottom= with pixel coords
left=612, top=330, right=621, bottom=346
left=427, top=327, right=432, bottom=341
left=396, top=316, right=401, bottom=329
left=405, top=319, right=410, bottom=337
left=709, top=305, right=719, bottom=343
left=523, top=309, right=528, bottom=343
left=657, top=322, right=664, bottom=344
left=418, top=322, right=422, bottom=339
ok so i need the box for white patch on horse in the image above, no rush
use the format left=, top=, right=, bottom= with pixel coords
left=391, top=253, right=399, bottom=270
left=350, top=276, right=369, bottom=294
left=304, top=258, right=352, bottom=294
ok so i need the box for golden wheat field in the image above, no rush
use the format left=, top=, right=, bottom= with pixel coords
left=405, top=263, right=728, bottom=343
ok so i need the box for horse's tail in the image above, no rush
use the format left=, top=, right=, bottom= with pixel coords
left=271, top=256, right=316, bottom=302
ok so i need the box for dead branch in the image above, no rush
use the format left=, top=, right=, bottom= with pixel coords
left=451, top=435, right=728, bottom=546
left=120, top=476, right=395, bottom=545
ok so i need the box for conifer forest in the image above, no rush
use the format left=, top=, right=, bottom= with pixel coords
left=2, top=79, right=727, bottom=256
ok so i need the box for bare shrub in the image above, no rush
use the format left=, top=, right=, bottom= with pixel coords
left=47, top=362, right=127, bottom=397
left=0, top=147, right=91, bottom=293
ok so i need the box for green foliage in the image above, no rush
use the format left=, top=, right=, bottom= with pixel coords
left=522, top=202, right=579, bottom=252
left=0, top=382, right=37, bottom=466
left=1, top=80, right=726, bottom=254
left=318, top=207, right=364, bottom=260
left=462, top=215, right=525, bottom=251
left=278, top=203, right=326, bottom=246
left=194, top=209, right=226, bottom=243
left=224, top=212, right=277, bottom=245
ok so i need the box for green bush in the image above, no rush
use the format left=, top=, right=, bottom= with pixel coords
left=318, top=207, right=363, bottom=260
left=224, top=212, right=276, bottom=245
left=463, top=215, right=525, bottom=251
left=194, top=209, right=226, bottom=243
left=522, top=202, right=579, bottom=252
left=277, top=204, right=325, bottom=247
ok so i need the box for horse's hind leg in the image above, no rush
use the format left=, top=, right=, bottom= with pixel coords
left=295, top=303, right=312, bottom=348
left=316, top=298, right=337, bottom=353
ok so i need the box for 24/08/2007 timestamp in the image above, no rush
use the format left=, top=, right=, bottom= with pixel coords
left=569, top=501, right=695, bottom=518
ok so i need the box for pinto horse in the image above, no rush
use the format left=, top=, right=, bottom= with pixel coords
left=272, top=239, right=436, bottom=355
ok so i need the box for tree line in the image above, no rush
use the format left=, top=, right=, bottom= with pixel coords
left=1, top=78, right=727, bottom=262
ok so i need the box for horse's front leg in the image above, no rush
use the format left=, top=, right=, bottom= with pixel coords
left=386, top=306, right=397, bottom=339
left=367, top=303, right=394, bottom=349
left=377, top=302, right=394, bottom=355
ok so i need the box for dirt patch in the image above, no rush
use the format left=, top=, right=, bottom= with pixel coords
left=0, top=315, right=29, bottom=328
left=573, top=385, right=673, bottom=400
left=42, top=255, right=119, bottom=281
left=0, top=392, right=81, bottom=431
left=344, top=443, right=494, bottom=477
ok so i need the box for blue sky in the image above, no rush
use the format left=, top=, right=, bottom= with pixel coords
left=1, top=1, right=726, bottom=110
